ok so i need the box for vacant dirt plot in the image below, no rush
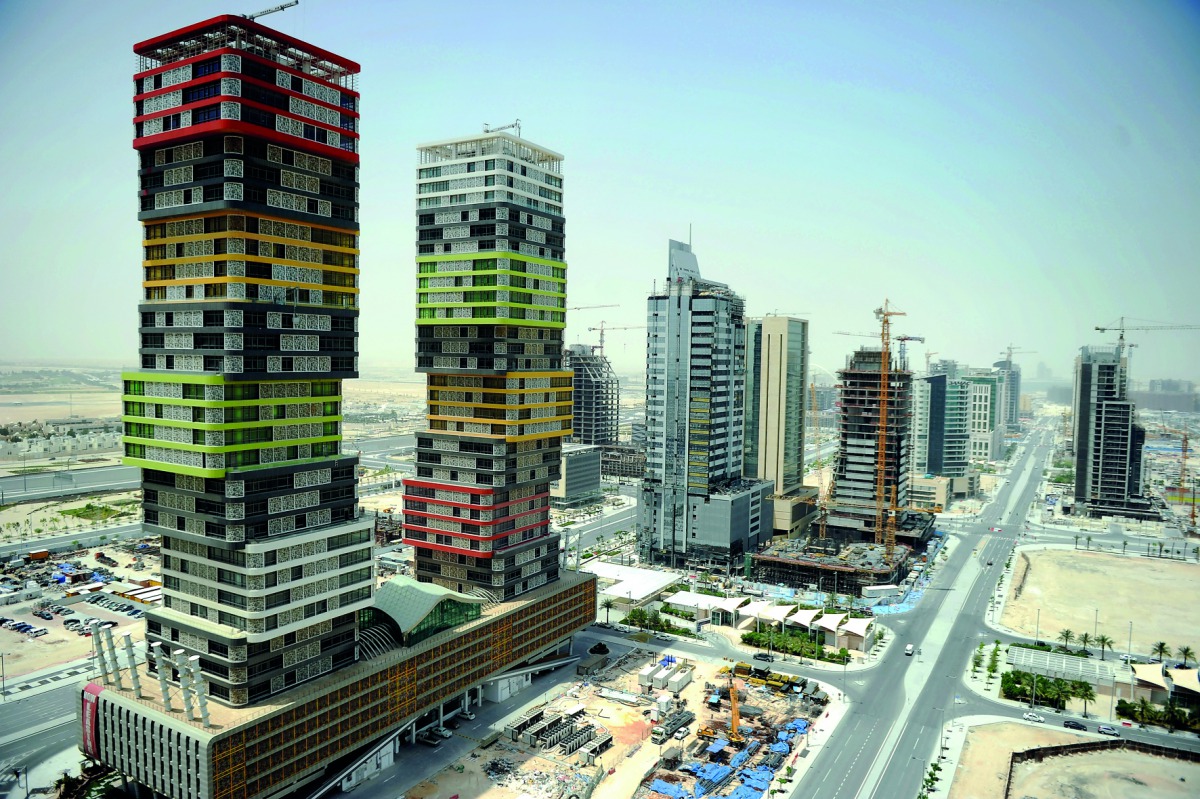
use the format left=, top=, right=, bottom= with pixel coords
left=1001, top=549, right=1200, bottom=654
left=949, top=722, right=1085, bottom=799
left=1010, top=747, right=1200, bottom=799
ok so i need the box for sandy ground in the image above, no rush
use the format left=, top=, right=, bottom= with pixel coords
left=949, top=722, right=1087, bottom=799
left=0, top=491, right=141, bottom=544
left=950, top=722, right=1200, bottom=799
left=1010, top=747, right=1200, bottom=799
left=1001, top=548, right=1200, bottom=654
left=0, top=391, right=121, bottom=424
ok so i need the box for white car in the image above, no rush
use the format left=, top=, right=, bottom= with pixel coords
left=432, top=726, right=452, bottom=739
left=462, top=711, right=476, bottom=720
left=1022, top=712, right=1045, bottom=723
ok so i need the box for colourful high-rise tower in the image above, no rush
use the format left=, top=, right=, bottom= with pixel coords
left=126, top=14, right=367, bottom=706
left=402, top=131, right=570, bottom=599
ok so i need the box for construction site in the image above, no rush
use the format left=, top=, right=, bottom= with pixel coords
left=402, top=647, right=835, bottom=799
left=753, top=302, right=936, bottom=598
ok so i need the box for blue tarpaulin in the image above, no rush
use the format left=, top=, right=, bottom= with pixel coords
left=769, top=742, right=789, bottom=753
left=730, top=750, right=750, bottom=768
left=706, top=738, right=729, bottom=754
left=649, top=780, right=690, bottom=799
left=776, top=730, right=791, bottom=742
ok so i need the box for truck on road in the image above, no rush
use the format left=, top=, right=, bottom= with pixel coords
left=651, top=710, right=695, bottom=744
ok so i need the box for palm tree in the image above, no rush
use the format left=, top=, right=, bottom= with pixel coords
left=1122, top=540, right=1128, bottom=555
left=1078, top=632, right=1091, bottom=654
left=1074, top=534, right=1080, bottom=549
left=1052, top=678, right=1073, bottom=710
left=1136, top=697, right=1156, bottom=726
left=1072, top=680, right=1096, bottom=718
left=1164, top=699, right=1187, bottom=731
left=601, top=597, right=616, bottom=624
left=1085, top=535, right=1092, bottom=551
left=1177, top=645, right=1195, bottom=668
left=1096, top=634, right=1114, bottom=661
left=1057, top=629, right=1075, bottom=652
left=1152, top=642, right=1172, bottom=663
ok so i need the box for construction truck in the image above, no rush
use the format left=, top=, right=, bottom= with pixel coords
left=650, top=710, right=695, bottom=744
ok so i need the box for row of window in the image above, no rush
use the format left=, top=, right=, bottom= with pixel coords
left=418, top=158, right=562, bottom=188
left=124, top=379, right=340, bottom=400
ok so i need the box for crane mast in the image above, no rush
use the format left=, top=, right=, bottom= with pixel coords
left=874, top=301, right=905, bottom=562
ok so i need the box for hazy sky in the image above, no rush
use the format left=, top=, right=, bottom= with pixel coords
left=2, top=1, right=1198, bottom=384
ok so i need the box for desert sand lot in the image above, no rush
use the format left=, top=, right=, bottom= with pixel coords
left=1002, top=549, right=1200, bottom=654
left=949, top=722, right=1200, bottom=799
left=1009, top=747, right=1200, bottom=799
left=0, top=391, right=121, bottom=424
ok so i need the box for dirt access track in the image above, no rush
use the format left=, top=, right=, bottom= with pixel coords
left=1002, top=548, right=1200, bottom=654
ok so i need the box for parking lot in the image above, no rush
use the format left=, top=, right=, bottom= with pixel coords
left=0, top=590, right=150, bottom=678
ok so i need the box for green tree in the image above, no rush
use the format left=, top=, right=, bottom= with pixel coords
left=1057, top=629, right=1075, bottom=651
left=1164, top=699, right=1187, bottom=731
left=1177, top=645, right=1195, bottom=668
left=1072, top=680, right=1096, bottom=718
left=1096, top=634, right=1114, bottom=661
left=1074, top=534, right=1080, bottom=549
left=1152, top=641, right=1172, bottom=662
left=1136, top=697, right=1157, bottom=726
left=1077, top=632, right=1091, bottom=654
left=1085, top=535, right=1092, bottom=551
left=601, top=597, right=616, bottom=624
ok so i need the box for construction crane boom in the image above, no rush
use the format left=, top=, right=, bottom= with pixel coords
left=924, top=351, right=938, bottom=376
left=1095, top=318, right=1200, bottom=357
left=587, top=321, right=645, bottom=354
left=243, top=1, right=299, bottom=20
left=483, top=119, right=522, bottom=137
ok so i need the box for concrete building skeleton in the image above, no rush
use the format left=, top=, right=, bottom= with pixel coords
left=564, top=343, right=619, bottom=446
left=824, top=347, right=915, bottom=544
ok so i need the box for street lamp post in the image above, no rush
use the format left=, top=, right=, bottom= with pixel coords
left=1, top=652, right=6, bottom=702
left=1094, top=608, right=1098, bottom=639
left=11, top=767, right=29, bottom=799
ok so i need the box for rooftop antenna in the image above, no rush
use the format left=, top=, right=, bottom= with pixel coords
left=243, top=1, right=299, bottom=21
left=483, top=119, right=522, bottom=138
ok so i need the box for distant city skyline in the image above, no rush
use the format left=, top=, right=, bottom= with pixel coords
left=2, top=0, right=1199, bottom=382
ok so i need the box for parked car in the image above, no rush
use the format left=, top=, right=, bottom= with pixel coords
left=1063, top=720, right=1086, bottom=731
left=416, top=732, right=442, bottom=747
left=674, top=727, right=690, bottom=740
left=30, top=627, right=48, bottom=637
left=905, top=644, right=915, bottom=656
left=1022, top=712, right=1045, bottom=723
left=431, top=726, right=452, bottom=739
left=1098, top=725, right=1120, bottom=737
left=462, top=711, right=475, bottom=720
left=444, top=718, right=460, bottom=730
left=60, top=608, right=74, bottom=616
